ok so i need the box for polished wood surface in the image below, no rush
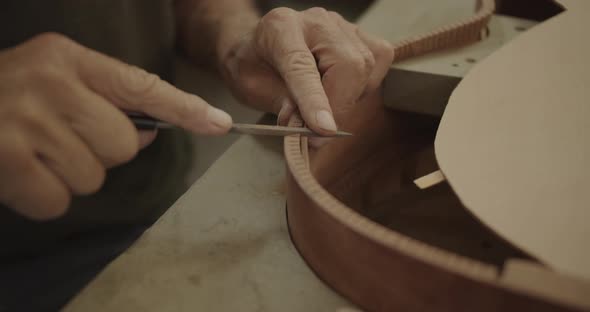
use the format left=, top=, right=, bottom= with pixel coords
left=284, top=88, right=589, bottom=312
left=283, top=0, right=590, bottom=310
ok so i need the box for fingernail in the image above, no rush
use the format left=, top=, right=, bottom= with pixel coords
left=207, top=107, right=233, bottom=130
left=316, top=110, right=337, bottom=132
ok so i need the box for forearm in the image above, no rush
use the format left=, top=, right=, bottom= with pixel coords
left=175, top=0, right=260, bottom=70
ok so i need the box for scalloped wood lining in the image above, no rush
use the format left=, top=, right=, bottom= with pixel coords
left=284, top=0, right=589, bottom=311
left=392, top=0, right=494, bottom=62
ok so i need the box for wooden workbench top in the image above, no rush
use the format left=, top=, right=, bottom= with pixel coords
left=65, top=135, right=355, bottom=311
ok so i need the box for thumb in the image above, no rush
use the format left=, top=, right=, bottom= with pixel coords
left=76, top=48, right=232, bottom=135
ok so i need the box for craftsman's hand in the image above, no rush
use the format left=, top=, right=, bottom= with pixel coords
left=0, top=33, right=232, bottom=220
left=218, top=7, right=393, bottom=141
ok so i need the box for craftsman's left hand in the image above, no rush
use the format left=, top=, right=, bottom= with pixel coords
left=218, top=7, right=393, bottom=142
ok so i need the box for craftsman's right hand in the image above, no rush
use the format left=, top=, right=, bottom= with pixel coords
left=217, top=7, right=393, bottom=146
left=0, top=33, right=233, bottom=220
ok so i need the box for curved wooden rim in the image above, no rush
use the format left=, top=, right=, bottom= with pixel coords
left=284, top=0, right=499, bottom=283
left=283, top=2, right=590, bottom=310
left=284, top=115, right=499, bottom=283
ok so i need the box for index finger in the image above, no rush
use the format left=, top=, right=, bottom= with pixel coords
left=257, top=10, right=337, bottom=135
left=75, top=48, right=232, bottom=135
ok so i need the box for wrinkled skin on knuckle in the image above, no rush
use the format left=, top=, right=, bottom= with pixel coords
left=307, top=21, right=330, bottom=39
left=301, top=11, right=337, bottom=42
left=256, top=8, right=298, bottom=56
left=16, top=50, right=72, bottom=88
left=261, top=7, right=297, bottom=25
left=344, top=51, right=371, bottom=78
left=292, top=82, right=326, bottom=105
left=283, top=50, right=317, bottom=75
left=304, top=7, right=328, bottom=17
left=323, top=12, right=377, bottom=72
left=176, top=93, right=208, bottom=128
left=27, top=33, right=76, bottom=71
left=23, top=60, right=60, bottom=86
left=115, top=65, right=162, bottom=105
left=0, top=33, right=74, bottom=88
